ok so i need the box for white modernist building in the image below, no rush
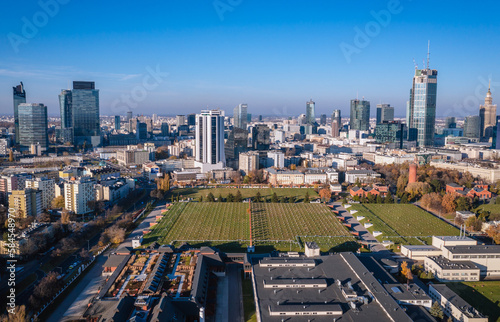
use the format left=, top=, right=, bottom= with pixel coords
left=402, top=236, right=500, bottom=281
left=195, top=110, right=225, bottom=172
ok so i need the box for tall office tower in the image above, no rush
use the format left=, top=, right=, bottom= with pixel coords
left=258, top=115, right=263, bottom=122
left=350, top=99, right=370, bottom=131
left=146, top=118, right=153, bottom=133
left=233, top=103, right=248, bottom=130
left=114, top=115, right=121, bottom=130
left=306, top=99, right=315, bottom=124
left=160, top=123, right=169, bottom=136
left=187, top=113, right=196, bottom=126
left=195, top=110, right=225, bottom=169
left=252, top=124, right=271, bottom=150
left=152, top=113, right=158, bottom=123
left=25, top=177, right=55, bottom=210
left=320, top=114, right=327, bottom=126
left=464, top=115, right=481, bottom=138
left=13, top=82, right=26, bottom=144
left=72, top=81, right=100, bottom=146
left=126, top=111, right=133, bottom=122
left=225, top=127, right=248, bottom=169
left=331, top=110, right=341, bottom=138
left=247, top=113, right=252, bottom=123
left=136, top=122, right=148, bottom=140
left=407, top=60, right=438, bottom=147
left=479, top=83, right=497, bottom=140
left=18, top=103, right=48, bottom=151
left=59, top=81, right=100, bottom=146
left=176, top=115, right=186, bottom=128
left=59, top=89, right=73, bottom=143
left=493, top=116, right=500, bottom=149
left=445, top=116, right=456, bottom=129
left=376, top=104, right=394, bottom=124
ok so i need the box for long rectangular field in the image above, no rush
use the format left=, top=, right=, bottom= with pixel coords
left=171, top=187, right=318, bottom=202
left=144, top=202, right=356, bottom=252
left=349, top=204, right=459, bottom=246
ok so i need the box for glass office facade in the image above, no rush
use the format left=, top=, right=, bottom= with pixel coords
left=18, top=103, right=48, bottom=150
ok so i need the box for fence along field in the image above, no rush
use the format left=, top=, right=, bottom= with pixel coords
left=143, top=202, right=357, bottom=252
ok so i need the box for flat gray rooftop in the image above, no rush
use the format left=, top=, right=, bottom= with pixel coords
left=383, top=284, right=431, bottom=302
left=430, top=284, right=486, bottom=319
left=444, top=245, right=500, bottom=254
left=252, top=253, right=412, bottom=322
left=427, top=256, right=479, bottom=270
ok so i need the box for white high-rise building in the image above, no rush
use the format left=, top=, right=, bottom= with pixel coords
left=195, top=110, right=225, bottom=172
left=64, top=178, right=95, bottom=215
left=25, top=177, right=55, bottom=210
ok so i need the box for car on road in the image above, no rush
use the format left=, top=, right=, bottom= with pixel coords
left=69, top=265, right=74, bottom=270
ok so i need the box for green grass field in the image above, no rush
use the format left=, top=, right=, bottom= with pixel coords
left=447, top=281, right=500, bottom=322
left=476, top=204, right=500, bottom=214
left=350, top=204, right=459, bottom=246
left=242, top=275, right=257, bottom=322
left=143, top=202, right=357, bottom=252
left=171, top=187, right=318, bottom=202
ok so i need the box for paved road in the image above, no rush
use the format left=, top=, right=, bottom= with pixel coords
left=47, top=200, right=165, bottom=321
left=46, top=254, right=109, bottom=322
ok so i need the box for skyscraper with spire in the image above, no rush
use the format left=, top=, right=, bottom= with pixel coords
left=407, top=44, right=438, bottom=147
left=479, top=81, right=497, bottom=140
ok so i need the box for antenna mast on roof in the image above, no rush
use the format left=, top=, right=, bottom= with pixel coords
left=426, top=40, right=430, bottom=69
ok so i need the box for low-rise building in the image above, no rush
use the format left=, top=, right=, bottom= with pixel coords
left=345, top=169, right=381, bottom=183
left=424, top=256, right=480, bottom=282
left=116, top=149, right=151, bottom=167
left=95, top=178, right=130, bottom=203
left=350, top=184, right=389, bottom=198
left=304, top=169, right=328, bottom=185
left=428, top=284, right=487, bottom=322
left=264, top=168, right=304, bottom=186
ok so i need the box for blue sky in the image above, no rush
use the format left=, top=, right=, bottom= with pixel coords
left=0, top=1, right=499, bottom=118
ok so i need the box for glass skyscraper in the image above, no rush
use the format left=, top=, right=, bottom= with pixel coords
left=233, top=103, right=248, bottom=130
left=18, top=103, right=48, bottom=151
left=115, top=115, right=121, bottom=130
left=59, top=81, right=100, bottom=146
left=376, top=104, right=394, bottom=124
left=464, top=115, right=480, bottom=139
left=350, top=99, right=370, bottom=131
left=408, top=68, right=438, bottom=147
left=331, top=109, right=341, bottom=137
left=306, top=99, right=315, bottom=124
left=13, top=82, right=26, bottom=144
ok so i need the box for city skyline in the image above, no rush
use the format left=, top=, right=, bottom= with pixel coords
left=0, top=1, right=499, bottom=117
